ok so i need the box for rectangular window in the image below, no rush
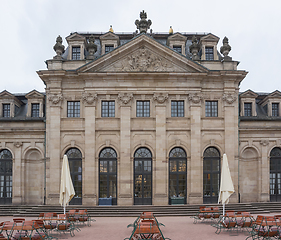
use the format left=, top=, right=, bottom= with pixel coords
left=136, top=101, right=150, bottom=117
left=67, top=101, right=80, bottom=117
left=2, top=104, right=10, bottom=117
left=205, top=101, right=218, bottom=117
left=171, top=100, right=184, bottom=117
left=105, top=45, right=114, bottom=54
left=244, top=102, right=252, bottom=117
left=272, top=103, right=279, bottom=117
left=72, top=46, right=81, bottom=60
left=205, top=47, right=214, bottom=60
left=102, top=101, right=115, bottom=117
left=173, top=45, right=182, bottom=54
left=31, top=103, right=40, bottom=117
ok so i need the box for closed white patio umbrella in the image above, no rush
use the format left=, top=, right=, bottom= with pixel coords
left=59, top=154, right=75, bottom=214
left=218, top=153, right=235, bottom=217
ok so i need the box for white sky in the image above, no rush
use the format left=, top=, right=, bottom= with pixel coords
left=0, top=0, right=280, bottom=94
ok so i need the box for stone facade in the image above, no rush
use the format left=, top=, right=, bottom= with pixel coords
left=0, top=11, right=281, bottom=206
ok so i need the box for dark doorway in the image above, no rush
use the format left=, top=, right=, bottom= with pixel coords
left=203, top=147, right=220, bottom=204
left=169, top=147, right=187, bottom=204
left=99, top=148, right=117, bottom=205
left=270, top=147, right=281, bottom=202
left=0, top=149, right=12, bottom=204
left=66, top=148, right=82, bottom=205
left=134, top=148, right=152, bottom=205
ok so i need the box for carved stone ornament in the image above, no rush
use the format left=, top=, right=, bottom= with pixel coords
left=222, top=93, right=237, bottom=104
left=153, top=93, right=168, bottom=104
left=53, top=35, right=65, bottom=60
left=14, top=142, right=23, bottom=148
left=48, top=93, right=63, bottom=105
left=188, top=93, right=203, bottom=104
left=117, top=47, right=176, bottom=72
left=86, top=35, right=97, bottom=60
left=220, top=36, right=232, bottom=61
left=189, top=36, right=200, bottom=61
left=82, top=92, right=97, bottom=105
left=135, top=10, right=152, bottom=33
left=118, top=93, right=133, bottom=106
left=260, top=140, right=269, bottom=146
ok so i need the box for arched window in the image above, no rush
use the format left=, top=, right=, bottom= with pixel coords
left=0, top=149, right=13, bottom=204
left=270, top=147, right=281, bottom=202
left=134, top=148, right=152, bottom=205
left=99, top=148, right=117, bottom=205
left=66, top=148, right=82, bottom=205
left=203, top=147, right=220, bottom=203
left=169, top=147, right=187, bottom=204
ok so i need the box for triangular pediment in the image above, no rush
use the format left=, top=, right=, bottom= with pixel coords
left=100, top=32, right=119, bottom=41
left=78, top=34, right=208, bottom=73
left=268, top=90, right=281, bottom=98
left=167, top=33, right=187, bottom=42
left=0, top=90, right=15, bottom=99
left=240, top=89, right=258, bottom=98
left=200, top=33, right=220, bottom=43
left=66, top=32, right=86, bottom=43
left=25, top=90, right=44, bottom=99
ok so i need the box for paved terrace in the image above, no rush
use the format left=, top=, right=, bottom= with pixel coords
left=0, top=214, right=269, bottom=240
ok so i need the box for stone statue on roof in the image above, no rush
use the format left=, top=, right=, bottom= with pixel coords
left=135, top=10, right=152, bottom=34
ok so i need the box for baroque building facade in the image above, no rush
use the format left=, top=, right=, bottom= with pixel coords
left=0, top=11, right=281, bottom=206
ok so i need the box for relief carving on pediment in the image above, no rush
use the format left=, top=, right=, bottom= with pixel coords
left=109, top=47, right=179, bottom=72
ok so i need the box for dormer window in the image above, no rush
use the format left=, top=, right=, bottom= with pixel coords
left=2, top=104, right=10, bottom=117
left=31, top=103, right=40, bottom=117
left=205, top=47, right=214, bottom=60
left=173, top=45, right=182, bottom=54
left=244, top=103, right=252, bottom=116
left=105, top=45, right=114, bottom=54
left=272, top=103, right=279, bottom=117
left=72, top=46, right=81, bottom=60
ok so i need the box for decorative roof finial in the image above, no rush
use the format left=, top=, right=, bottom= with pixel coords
left=53, top=35, right=65, bottom=59
left=86, top=35, right=97, bottom=60
left=169, top=26, right=173, bottom=35
left=220, top=36, right=232, bottom=61
left=189, top=36, right=200, bottom=61
left=109, top=25, right=114, bottom=33
left=135, top=10, right=152, bottom=34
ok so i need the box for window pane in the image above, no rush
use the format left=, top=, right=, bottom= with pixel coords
left=272, top=103, right=279, bottom=117
left=244, top=103, right=252, bottom=116
left=171, top=101, right=184, bottom=117
left=67, top=101, right=80, bottom=117
left=205, top=101, right=218, bottom=117
left=205, top=47, right=214, bottom=60
left=136, top=101, right=150, bottom=117
left=72, top=46, right=81, bottom=60
left=2, top=104, right=10, bottom=118
left=102, top=101, right=115, bottom=117
left=31, top=103, right=40, bottom=117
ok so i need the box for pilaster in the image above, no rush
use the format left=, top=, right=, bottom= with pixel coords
left=118, top=93, right=133, bottom=205
left=188, top=93, right=202, bottom=204
left=13, top=142, right=23, bottom=204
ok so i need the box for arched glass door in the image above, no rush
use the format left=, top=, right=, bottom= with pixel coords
left=0, top=149, right=12, bottom=204
left=134, top=148, right=152, bottom=205
left=203, top=147, right=220, bottom=204
left=99, top=148, right=117, bottom=205
left=66, top=148, right=82, bottom=205
left=270, top=147, right=281, bottom=202
left=169, top=147, right=187, bottom=204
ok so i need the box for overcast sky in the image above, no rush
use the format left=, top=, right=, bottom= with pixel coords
left=1, top=0, right=280, bottom=94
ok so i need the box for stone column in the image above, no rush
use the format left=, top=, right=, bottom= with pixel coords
left=118, top=93, right=133, bottom=205
left=223, top=92, right=239, bottom=202
left=83, top=92, right=97, bottom=205
left=153, top=93, right=168, bottom=205
left=188, top=93, right=203, bottom=204
left=13, top=142, right=23, bottom=204
left=46, top=92, right=63, bottom=205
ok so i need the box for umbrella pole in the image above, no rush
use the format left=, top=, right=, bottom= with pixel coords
left=223, top=203, right=225, bottom=216
left=64, top=205, right=66, bottom=215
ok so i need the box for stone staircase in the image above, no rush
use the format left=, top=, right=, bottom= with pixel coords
left=1, top=202, right=281, bottom=217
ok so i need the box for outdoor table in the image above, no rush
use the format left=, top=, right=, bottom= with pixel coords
left=134, top=223, right=160, bottom=239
